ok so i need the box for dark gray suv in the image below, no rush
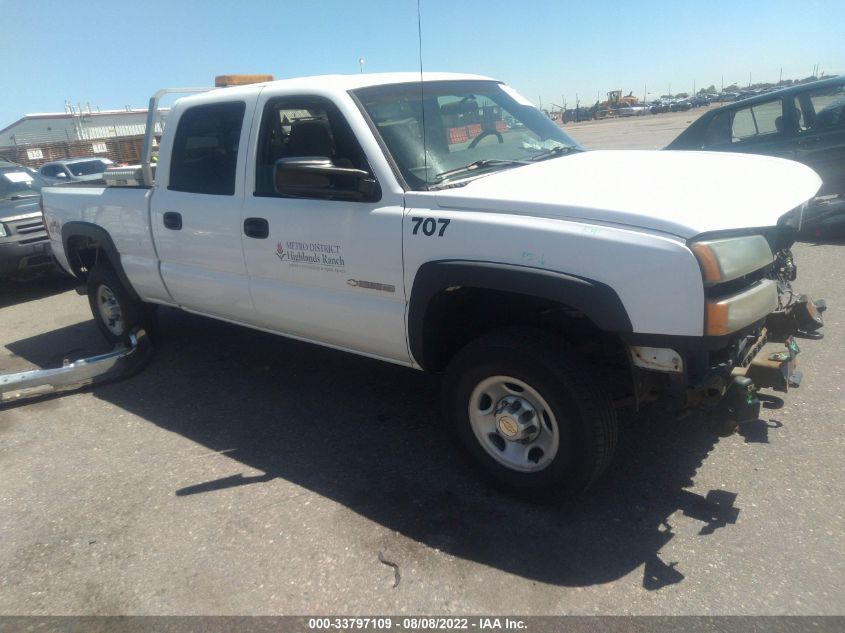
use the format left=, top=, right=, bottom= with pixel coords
left=666, top=76, right=845, bottom=237
left=0, top=160, right=53, bottom=279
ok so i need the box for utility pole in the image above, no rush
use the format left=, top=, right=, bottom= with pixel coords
left=779, top=67, right=783, bottom=83
left=721, top=75, right=723, bottom=91
left=748, top=71, right=751, bottom=88
left=643, top=84, right=647, bottom=103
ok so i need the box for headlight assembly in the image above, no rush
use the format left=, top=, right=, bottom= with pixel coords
left=691, top=235, right=773, bottom=286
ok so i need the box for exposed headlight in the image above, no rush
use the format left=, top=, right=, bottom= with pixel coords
left=0, top=223, right=7, bottom=238
left=691, top=235, right=773, bottom=285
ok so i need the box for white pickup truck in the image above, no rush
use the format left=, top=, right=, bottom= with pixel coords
left=41, top=72, right=825, bottom=497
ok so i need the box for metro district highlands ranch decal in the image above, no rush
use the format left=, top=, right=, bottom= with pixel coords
left=276, top=240, right=346, bottom=273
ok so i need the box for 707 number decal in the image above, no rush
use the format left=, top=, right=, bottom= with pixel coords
left=411, top=217, right=450, bottom=236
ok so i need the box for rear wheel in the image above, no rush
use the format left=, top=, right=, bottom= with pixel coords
left=87, top=263, right=155, bottom=344
left=443, top=328, right=618, bottom=497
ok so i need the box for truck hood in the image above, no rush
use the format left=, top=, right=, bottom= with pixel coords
left=0, top=195, right=40, bottom=221
left=433, top=150, right=822, bottom=238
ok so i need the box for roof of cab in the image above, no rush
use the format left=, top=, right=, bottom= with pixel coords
left=176, top=72, right=499, bottom=105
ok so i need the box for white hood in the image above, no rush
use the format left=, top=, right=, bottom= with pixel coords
left=433, top=150, right=822, bottom=238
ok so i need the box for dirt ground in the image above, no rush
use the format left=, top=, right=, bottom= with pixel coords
left=562, top=106, right=716, bottom=150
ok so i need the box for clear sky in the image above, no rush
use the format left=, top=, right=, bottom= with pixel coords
left=1, top=0, right=843, bottom=126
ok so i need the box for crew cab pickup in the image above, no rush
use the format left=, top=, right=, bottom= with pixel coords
left=41, top=73, right=825, bottom=496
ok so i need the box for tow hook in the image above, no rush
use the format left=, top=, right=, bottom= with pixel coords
left=711, top=376, right=761, bottom=437
left=0, top=328, right=152, bottom=404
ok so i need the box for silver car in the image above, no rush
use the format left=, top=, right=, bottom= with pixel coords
left=38, top=157, right=114, bottom=183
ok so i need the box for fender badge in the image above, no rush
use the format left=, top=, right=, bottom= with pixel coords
left=347, top=279, right=395, bottom=293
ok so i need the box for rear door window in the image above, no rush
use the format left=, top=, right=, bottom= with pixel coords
left=169, top=101, right=246, bottom=195
left=731, top=99, right=783, bottom=141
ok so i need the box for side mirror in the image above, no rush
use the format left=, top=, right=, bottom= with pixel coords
left=273, top=157, right=379, bottom=200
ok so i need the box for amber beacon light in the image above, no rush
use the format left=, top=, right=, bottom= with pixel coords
left=215, top=74, right=275, bottom=87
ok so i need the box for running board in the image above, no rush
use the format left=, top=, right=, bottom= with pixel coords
left=0, top=329, right=152, bottom=403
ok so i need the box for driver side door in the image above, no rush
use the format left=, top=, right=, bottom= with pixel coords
left=240, top=93, right=409, bottom=364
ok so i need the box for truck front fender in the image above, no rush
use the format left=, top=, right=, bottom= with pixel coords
left=408, top=260, right=633, bottom=370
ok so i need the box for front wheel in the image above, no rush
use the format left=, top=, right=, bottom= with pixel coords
left=443, top=328, right=618, bottom=497
left=87, top=264, right=155, bottom=344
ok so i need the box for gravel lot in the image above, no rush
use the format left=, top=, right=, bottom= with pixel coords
left=1, top=113, right=843, bottom=616
left=564, top=106, right=714, bottom=150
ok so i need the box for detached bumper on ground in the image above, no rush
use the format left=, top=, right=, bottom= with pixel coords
left=0, top=329, right=153, bottom=404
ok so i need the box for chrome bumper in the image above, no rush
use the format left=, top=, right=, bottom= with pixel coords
left=0, top=329, right=152, bottom=403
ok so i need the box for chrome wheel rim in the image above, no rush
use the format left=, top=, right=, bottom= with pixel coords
left=468, top=375, right=560, bottom=472
left=96, top=285, right=124, bottom=336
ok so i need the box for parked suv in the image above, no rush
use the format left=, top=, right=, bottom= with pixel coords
left=0, top=160, right=53, bottom=279
left=667, top=76, right=845, bottom=237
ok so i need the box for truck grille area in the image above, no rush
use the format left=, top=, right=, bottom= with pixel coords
left=6, top=214, right=48, bottom=243
left=703, top=265, right=771, bottom=301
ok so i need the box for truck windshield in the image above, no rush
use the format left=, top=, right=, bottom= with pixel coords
left=352, top=80, right=581, bottom=190
left=0, top=166, right=46, bottom=202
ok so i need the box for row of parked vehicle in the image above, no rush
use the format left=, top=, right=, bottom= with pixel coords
left=619, top=100, right=694, bottom=116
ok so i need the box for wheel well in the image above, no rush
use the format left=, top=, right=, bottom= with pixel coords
left=424, top=285, right=616, bottom=358
left=421, top=286, right=637, bottom=407
left=65, top=235, right=110, bottom=282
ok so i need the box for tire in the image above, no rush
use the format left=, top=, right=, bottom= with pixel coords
left=443, top=328, right=618, bottom=497
left=87, top=263, right=155, bottom=344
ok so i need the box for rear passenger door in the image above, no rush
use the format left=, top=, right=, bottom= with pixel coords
left=151, top=98, right=257, bottom=321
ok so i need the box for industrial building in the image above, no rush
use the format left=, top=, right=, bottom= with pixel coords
left=0, top=104, right=165, bottom=167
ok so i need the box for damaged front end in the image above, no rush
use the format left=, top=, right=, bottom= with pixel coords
left=688, top=243, right=825, bottom=432
left=625, top=225, right=826, bottom=434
